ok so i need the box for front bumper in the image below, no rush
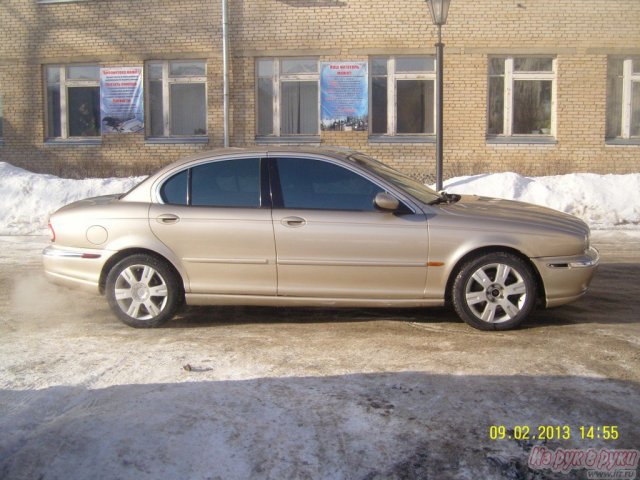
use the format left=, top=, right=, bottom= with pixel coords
left=43, top=245, right=116, bottom=293
left=531, top=246, right=600, bottom=308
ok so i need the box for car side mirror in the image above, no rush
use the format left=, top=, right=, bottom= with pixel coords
left=374, top=192, right=400, bottom=212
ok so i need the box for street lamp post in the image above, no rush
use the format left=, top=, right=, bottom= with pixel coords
left=426, top=0, right=451, bottom=192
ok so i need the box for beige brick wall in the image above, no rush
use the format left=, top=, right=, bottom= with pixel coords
left=1, top=0, right=639, bottom=177
left=0, top=0, right=223, bottom=176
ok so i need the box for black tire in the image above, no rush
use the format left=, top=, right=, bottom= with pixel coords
left=105, top=254, right=182, bottom=328
left=452, top=252, right=537, bottom=331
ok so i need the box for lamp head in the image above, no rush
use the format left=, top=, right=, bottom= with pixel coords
left=426, top=0, right=451, bottom=26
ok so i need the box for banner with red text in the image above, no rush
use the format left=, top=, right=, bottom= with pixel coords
left=100, top=67, right=144, bottom=134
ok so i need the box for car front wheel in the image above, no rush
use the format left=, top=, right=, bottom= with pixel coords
left=452, top=252, right=537, bottom=331
left=105, top=254, right=181, bottom=328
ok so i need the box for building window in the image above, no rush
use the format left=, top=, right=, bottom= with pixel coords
left=0, top=94, right=3, bottom=141
left=488, top=57, right=556, bottom=137
left=606, top=57, right=640, bottom=140
left=45, top=65, right=100, bottom=139
left=256, top=58, right=319, bottom=137
left=37, top=1, right=93, bottom=4
left=146, top=60, right=207, bottom=138
left=370, top=56, right=435, bottom=136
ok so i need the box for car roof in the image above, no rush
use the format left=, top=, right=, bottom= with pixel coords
left=122, top=146, right=360, bottom=202
left=163, top=146, right=356, bottom=170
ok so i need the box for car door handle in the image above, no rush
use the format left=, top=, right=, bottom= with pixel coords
left=281, top=216, right=306, bottom=227
left=156, top=214, right=180, bottom=224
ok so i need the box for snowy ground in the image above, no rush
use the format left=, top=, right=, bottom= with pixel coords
left=0, top=233, right=639, bottom=479
left=0, top=162, right=639, bottom=479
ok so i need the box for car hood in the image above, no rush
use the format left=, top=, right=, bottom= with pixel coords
left=438, top=195, right=589, bottom=237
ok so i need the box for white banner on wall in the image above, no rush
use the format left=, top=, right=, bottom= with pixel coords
left=100, top=67, right=144, bottom=134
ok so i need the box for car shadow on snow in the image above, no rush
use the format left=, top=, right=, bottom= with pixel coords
left=528, top=263, right=640, bottom=328
left=169, top=305, right=460, bottom=329
left=166, top=263, right=640, bottom=330
left=1, top=372, right=638, bottom=480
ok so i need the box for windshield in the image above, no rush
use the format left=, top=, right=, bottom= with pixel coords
left=349, top=153, right=441, bottom=205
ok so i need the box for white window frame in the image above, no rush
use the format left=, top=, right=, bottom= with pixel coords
left=255, top=57, right=320, bottom=137
left=488, top=56, right=557, bottom=137
left=45, top=64, right=100, bottom=140
left=0, top=94, right=4, bottom=142
left=369, top=56, right=436, bottom=136
left=145, top=60, right=208, bottom=138
left=619, top=58, right=640, bottom=139
left=38, top=0, right=92, bottom=4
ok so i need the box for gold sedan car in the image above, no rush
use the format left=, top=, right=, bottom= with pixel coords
left=43, top=148, right=599, bottom=330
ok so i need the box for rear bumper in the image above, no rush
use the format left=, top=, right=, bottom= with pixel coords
left=43, top=245, right=116, bottom=293
left=532, top=246, right=600, bottom=308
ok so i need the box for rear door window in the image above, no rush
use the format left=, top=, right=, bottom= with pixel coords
left=191, top=158, right=260, bottom=207
left=159, top=158, right=261, bottom=207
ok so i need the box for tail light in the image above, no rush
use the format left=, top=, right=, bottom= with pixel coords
left=48, top=222, right=56, bottom=242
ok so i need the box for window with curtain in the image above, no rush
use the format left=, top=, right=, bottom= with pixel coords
left=370, top=56, right=435, bottom=136
left=146, top=60, right=207, bottom=138
left=488, top=57, right=556, bottom=138
left=606, top=57, right=640, bottom=140
left=0, top=94, right=3, bottom=140
left=256, top=58, right=319, bottom=137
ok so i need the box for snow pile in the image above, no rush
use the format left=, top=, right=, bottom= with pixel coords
left=0, top=161, right=638, bottom=235
left=434, top=172, right=640, bottom=229
left=0, top=162, right=144, bottom=236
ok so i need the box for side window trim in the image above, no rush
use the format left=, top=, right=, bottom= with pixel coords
left=259, top=157, right=273, bottom=209
left=186, top=167, right=192, bottom=206
left=266, top=158, right=284, bottom=209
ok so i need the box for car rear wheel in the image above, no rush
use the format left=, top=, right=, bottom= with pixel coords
left=452, top=252, right=537, bottom=331
left=105, top=254, right=181, bottom=328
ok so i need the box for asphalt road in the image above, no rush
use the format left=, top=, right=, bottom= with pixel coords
left=1, top=232, right=639, bottom=479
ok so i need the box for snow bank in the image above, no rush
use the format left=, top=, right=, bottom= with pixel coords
left=433, top=172, right=640, bottom=229
left=0, top=161, right=638, bottom=235
left=0, top=162, right=145, bottom=235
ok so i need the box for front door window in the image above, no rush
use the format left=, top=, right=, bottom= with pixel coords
left=276, top=157, right=383, bottom=211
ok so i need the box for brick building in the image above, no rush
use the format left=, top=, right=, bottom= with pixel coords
left=0, top=0, right=638, bottom=178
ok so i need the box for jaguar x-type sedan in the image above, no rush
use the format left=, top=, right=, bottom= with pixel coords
left=43, top=148, right=599, bottom=330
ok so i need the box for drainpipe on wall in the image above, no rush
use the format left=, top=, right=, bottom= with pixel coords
left=222, top=0, right=230, bottom=147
